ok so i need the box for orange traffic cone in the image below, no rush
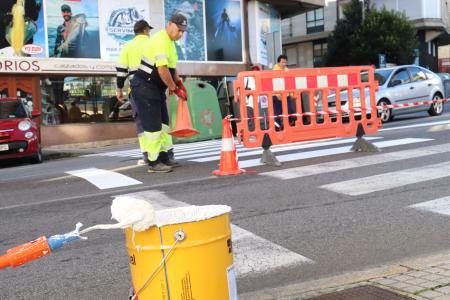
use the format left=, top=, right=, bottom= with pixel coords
left=170, top=99, right=200, bottom=138
left=213, top=118, right=246, bottom=176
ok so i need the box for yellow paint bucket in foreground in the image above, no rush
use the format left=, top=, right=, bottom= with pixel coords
left=125, top=205, right=237, bottom=300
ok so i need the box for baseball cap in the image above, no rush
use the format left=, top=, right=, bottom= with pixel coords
left=170, top=14, right=188, bottom=31
left=133, top=20, right=153, bottom=34
left=61, top=4, right=71, bottom=12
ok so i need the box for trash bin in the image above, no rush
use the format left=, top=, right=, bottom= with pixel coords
left=125, top=205, right=237, bottom=300
left=169, top=80, right=223, bottom=143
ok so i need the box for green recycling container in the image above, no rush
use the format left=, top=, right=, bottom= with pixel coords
left=169, top=80, right=223, bottom=143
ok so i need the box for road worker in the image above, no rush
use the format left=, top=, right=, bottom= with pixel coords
left=116, top=20, right=154, bottom=165
left=130, top=13, right=188, bottom=173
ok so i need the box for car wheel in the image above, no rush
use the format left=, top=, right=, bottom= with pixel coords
left=31, top=148, right=43, bottom=164
left=378, top=99, right=393, bottom=123
left=428, top=93, right=444, bottom=116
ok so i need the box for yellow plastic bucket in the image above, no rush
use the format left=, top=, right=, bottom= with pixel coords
left=125, top=205, right=237, bottom=300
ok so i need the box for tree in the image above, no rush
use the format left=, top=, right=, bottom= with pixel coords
left=325, top=0, right=418, bottom=67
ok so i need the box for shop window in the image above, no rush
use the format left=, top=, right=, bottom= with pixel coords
left=313, top=42, right=327, bottom=67
left=306, top=8, right=324, bottom=34
left=40, top=76, right=131, bottom=125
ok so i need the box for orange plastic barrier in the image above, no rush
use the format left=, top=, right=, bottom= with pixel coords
left=233, top=66, right=381, bottom=148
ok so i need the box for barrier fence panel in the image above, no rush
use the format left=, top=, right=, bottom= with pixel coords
left=233, top=66, right=381, bottom=148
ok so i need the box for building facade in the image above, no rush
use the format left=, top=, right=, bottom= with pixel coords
left=0, top=0, right=324, bottom=146
left=282, top=0, right=450, bottom=71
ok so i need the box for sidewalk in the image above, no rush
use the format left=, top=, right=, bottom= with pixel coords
left=42, top=138, right=139, bottom=160
left=240, top=252, right=450, bottom=300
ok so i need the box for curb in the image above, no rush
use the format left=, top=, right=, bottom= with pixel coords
left=239, top=251, right=450, bottom=300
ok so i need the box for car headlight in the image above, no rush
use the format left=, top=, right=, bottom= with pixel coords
left=18, top=120, right=32, bottom=131
left=25, top=132, right=34, bottom=139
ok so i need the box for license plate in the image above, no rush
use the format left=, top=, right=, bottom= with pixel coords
left=0, top=144, right=9, bottom=151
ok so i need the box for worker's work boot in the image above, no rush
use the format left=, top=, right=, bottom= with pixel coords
left=148, top=163, right=172, bottom=173
left=162, top=158, right=179, bottom=167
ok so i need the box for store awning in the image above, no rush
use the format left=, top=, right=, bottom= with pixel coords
left=259, top=0, right=325, bottom=18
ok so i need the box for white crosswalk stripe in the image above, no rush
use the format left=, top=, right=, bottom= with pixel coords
left=115, top=190, right=314, bottom=278
left=66, top=168, right=142, bottom=189
left=410, top=196, right=450, bottom=216
left=261, top=142, right=450, bottom=180
left=320, top=161, right=450, bottom=196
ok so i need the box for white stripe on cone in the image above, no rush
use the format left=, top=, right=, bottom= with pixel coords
left=221, top=138, right=236, bottom=152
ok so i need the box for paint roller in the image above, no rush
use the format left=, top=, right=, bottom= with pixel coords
left=0, top=197, right=155, bottom=270
left=0, top=223, right=85, bottom=270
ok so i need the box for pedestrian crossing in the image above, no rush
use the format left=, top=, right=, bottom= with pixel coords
left=66, top=137, right=450, bottom=280
left=83, top=136, right=431, bottom=169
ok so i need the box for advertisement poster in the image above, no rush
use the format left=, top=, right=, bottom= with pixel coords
left=46, top=0, right=100, bottom=58
left=258, top=3, right=270, bottom=66
left=99, top=0, right=150, bottom=61
left=0, top=0, right=46, bottom=58
left=165, top=0, right=205, bottom=61
left=205, top=0, right=242, bottom=62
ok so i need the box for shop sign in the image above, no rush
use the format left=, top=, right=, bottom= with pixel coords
left=0, top=58, right=116, bottom=74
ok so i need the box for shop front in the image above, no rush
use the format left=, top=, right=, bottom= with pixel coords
left=0, top=0, right=322, bottom=146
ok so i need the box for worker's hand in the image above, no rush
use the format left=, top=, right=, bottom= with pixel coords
left=116, top=89, right=125, bottom=103
left=173, top=88, right=187, bottom=101
left=176, top=79, right=187, bottom=93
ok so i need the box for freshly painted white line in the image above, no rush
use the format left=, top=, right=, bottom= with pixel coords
left=189, top=137, right=383, bottom=162
left=380, top=119, right=450, bottom=132
left=321, top=161, right=450, bottom=196
left=262, top=142, right=450, bottom=180
left=231, top=225, right=313, bottom=276
left=410, top=196, right=450, bottom=216
left=118, top=190, right=314, bottom=277
left=238, top=138, right=432, bottom=169
left=66, top=168, right=142, bottom=189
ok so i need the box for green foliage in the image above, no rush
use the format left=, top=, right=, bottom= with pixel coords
left=325, top=0, right=418, bottom=66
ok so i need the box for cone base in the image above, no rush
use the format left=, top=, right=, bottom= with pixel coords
left=170, top=128, right=200, bottom=138
left=213, top=168, right=246, bottom=176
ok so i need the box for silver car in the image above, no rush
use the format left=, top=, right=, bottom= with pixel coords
left=322, top=65, right=444, bottom=123
left=373, top=65, right=444, bottom=122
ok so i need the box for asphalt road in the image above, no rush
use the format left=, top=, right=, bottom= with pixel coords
left=2, top=109, right=450, bottom=299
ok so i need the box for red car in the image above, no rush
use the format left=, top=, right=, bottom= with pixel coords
left=0, top=97, right=42, bottom=164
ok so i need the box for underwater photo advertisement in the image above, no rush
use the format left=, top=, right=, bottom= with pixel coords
left=164, top=0, right=206, bottom=61
left=205, top=0, right=243, bottom=62
left=46, top=0, right=100, bottom=58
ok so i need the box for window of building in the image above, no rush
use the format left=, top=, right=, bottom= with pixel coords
left=306, top=8, right=324, bottom=34
left=40, top=76, right=131, bottom=125
left=313, top=41, right=327, bottom=67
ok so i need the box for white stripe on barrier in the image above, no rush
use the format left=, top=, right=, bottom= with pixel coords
left=295, top=77, right=307, bottom=89
left=273, top=78, right=285, bottom=91
left=337, top=74, right=348, bottom=87
left=321, top=160, right=450, bottom=196
left=221, top=138, right=235, bottom=152
left=317, top=75, right=328, bottom=88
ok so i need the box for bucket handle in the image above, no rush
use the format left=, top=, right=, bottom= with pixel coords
left=130, top=231, right=185, bottom=300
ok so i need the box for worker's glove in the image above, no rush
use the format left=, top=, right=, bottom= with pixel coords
left=176, top=79, right=187, bottom=93
left=173, top=88, right=187, bottom=101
